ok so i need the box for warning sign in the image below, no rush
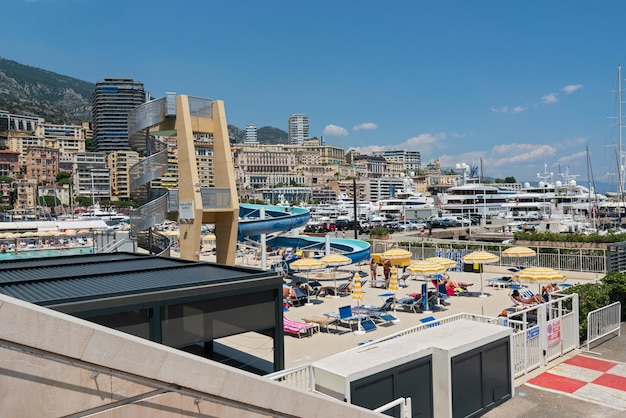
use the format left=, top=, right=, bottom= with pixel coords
left=547, top=320, right=561, bottom=347
left=179, top=201, right=194, bottom=220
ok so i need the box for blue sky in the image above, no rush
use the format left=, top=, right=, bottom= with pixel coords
left=4, top=1, right=626, bottom=188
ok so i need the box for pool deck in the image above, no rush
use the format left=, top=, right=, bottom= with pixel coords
left=210, top=257, right=600, bottom=370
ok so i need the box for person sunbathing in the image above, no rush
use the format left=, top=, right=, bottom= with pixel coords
left=541, top=283, right=560, bottom=301
left=443, top=273, right=473, bottom=290
left=511, top=289, right=543, bottom=305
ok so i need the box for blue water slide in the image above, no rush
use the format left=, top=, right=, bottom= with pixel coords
left=238, top=204, right=310, bottom=237
left=265, top=236, right=370, bottom=265
left=238, top=203, right=370, bottom=264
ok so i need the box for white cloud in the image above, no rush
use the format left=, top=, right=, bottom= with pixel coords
left=353, top=122, right=378, bottom=131
left=491, top=105, right=526, bottom=113
left=555, top=151, right=586, bottom=165
left=541, top=93, right=559, bottom=104
left=490, top=144, right=557, bottom=166
left=555, top=136, right=587, bottom=149
left=350, top=131, right=448, bottom=156
left=562, top=84, right=583, bottom=94
left=350, top=145, right=386, bottom=155
left=323, top=124, right=348, bottom=137
left=402, top=132, right=445, bottom=148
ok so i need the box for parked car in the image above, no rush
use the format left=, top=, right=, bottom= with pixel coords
left=430, top=218, right=456, bottom=228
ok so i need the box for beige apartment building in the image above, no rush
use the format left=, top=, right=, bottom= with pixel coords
left=40, top=122, right=88, bottom=172
left=13, top=179, right=36, bottom=210
left=24, top=147, right=59, bottom=185
left=0, top=149, right=20, bottom=178
left=107, top=150, right=139, bottom=200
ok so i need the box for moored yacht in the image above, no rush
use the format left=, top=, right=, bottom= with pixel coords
left=438, top=183, right=517, bottom=216
left=501, top=165, right=608, bottom=221
left=374, top=177, right=435, bottom=220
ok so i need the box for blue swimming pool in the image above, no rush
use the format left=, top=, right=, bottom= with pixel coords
left=0, top=247, right=94, bottom=261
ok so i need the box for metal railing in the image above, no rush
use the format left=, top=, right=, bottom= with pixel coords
left=129, top=148, right=168, bottom=192
left=506, top=293, right=579, bottom=377
left=269, top=297, right=580, bottom=388
left=371, top=240, right=607, bottom=274
left=130, top=193, right=169, bottom=238
left=585, top=301, right=621, bottom=352
left=374, top=397, right=412, bottom=418
left=97, top=237, right=129, bottom=253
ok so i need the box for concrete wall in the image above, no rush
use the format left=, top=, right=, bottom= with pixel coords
left=0, top=294, right=382, bottom=417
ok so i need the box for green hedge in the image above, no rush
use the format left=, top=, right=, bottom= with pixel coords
left=514, top=230, right=626, bottom=243
left=560, top=271, right=626, bottom=342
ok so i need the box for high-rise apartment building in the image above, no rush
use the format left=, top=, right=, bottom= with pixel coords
left=92, top=78, right=147, bottom=155
left=245, top=125, right=258, bottom=144
left=288, top=114, right=309, bottom=145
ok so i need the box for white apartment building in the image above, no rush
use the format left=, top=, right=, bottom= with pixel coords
left=367, top=177, right=411, bottom=201
left=353, top=155, right=389, bottom=178
left=245, top=125, right=258, bottom=144
left=372, top=149, right=421, bottom=174
left=288, top=114, right=309, bottom=145
left=73, top=152, right=111, bottom=203
left=234, top=148, right=302, bottom=190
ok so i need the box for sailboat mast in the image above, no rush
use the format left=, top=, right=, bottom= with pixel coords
left=619, top=65, right=624, bottom=194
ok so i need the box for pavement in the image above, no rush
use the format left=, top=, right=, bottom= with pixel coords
left=484, top=323, right=626, bottom=417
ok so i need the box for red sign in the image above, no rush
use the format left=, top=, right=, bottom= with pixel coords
left=547, top=320, right=561, bottom=347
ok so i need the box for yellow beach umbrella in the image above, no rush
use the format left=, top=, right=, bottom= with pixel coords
left=406, top=260, right=446, bottom=279
left=388, top=267, right=400, bottom=319
left=290, top=257, right=327, bottom=306
left=513, top=267, right=565, bottom=293
left=381, top=248, right=413, bottom=267
left=382, top=248, right=412, bottom=259
left=290, top=257, right=327, bottom=270
left=320, top=254, right=352, bottom=299
left=351, top=272, right=365, bottom=334
left=502, top=246, right=536, bottom=269
left=425, top=257, right=458, bottom=269
left=502, top=246, right=536, bottom=257
left=461, top=251, right=499, bottom=297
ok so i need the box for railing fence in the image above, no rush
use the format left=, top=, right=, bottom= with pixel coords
left=370, top=240, right=607, bottom=274
left=585, top=301, right=621, bottom=353
left=269, top=295, right=583, bottom=388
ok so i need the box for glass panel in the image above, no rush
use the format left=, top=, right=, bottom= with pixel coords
left=161, top=291, right=275, bottom=347
left=88, top=309, right=150, bottom=339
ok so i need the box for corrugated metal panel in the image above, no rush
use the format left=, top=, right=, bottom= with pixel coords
left=0, top=252, right=276, bottom=305
left=0, top=252, right=143, bottom=271
left=0, top=257, right=178, bottom=283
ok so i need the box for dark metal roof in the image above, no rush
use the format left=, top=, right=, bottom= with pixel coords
left=0, top=252, right=278, bottom=306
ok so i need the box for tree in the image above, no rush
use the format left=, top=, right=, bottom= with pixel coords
left=42, top=195, right=60, bottom=207
left=56, top=171, right=72, bottom=186
left=74, top=196, right=92, bottom=206
left=504, top=176, right=517, bottom=183
left=85, top=137, right=95, bottom=152
left=0, top=175, right=13, bottom=183
left=56, top=172, right=70, bottom=181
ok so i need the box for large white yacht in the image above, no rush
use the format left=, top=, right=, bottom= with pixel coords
left=438, top=183, right=517, bottom=216
left=501, top=165, right=608, bottom=221
left=374, top=177, right=435, bottom=220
